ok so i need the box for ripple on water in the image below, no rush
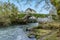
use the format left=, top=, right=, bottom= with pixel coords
left=0, top=23, right=38, bottom=40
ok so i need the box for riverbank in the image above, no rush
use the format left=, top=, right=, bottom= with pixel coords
left=27, top=21, right=60, bottom=40
left=0, top=13, right=49, bottom=26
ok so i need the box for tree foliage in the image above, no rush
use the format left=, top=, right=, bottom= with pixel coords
left=0, top=2, right=19, bottom=26
left=50, top=0, right=60, bottom=16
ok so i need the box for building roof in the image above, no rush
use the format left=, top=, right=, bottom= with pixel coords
left=25, top=8, right=36, bottom=13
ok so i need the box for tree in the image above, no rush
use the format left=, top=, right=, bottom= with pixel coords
left=50, top=0, right=60, bottom=19
left=0, top=2, right=19, bottom=26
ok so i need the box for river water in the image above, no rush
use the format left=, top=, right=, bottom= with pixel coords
left=0, top=23, right=39, bottom=40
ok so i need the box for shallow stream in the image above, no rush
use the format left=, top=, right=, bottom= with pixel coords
left=0, top=23, right=39, bottom=40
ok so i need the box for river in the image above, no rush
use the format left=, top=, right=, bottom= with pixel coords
left=0, top=23, right=39, bottom=40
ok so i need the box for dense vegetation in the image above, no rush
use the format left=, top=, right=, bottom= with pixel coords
left=0, top=2, right=19, bottom=26
left=18, top=13, right=49, bottom=18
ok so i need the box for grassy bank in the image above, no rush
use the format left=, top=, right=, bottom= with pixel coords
left=27, top=21, right=60, bottom=40
left=18, top=13, right=49, bottom=18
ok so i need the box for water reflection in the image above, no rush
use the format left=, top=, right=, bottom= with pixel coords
left=0, top=23, right=38, bottom=40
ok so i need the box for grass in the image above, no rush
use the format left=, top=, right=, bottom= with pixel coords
left=18, top=13, right=49, bottom=18
left=38, top=29, right=51, bottom=36
left=28, top=29, right=52, bottom=39
left=37, top=21, right=60, bottom=29
left=31, top=14, right=49, bottom=18
left=18, top=13, right=26, bottom=18
left=45, top=32, right=58, bottom=40
left=27, top=21, right=60, bottom=39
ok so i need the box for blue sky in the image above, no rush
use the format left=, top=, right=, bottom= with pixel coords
left=0, top=0, right=52, bottom=14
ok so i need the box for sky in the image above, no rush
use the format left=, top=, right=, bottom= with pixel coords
left=0, top=0, right=52, bottom=14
